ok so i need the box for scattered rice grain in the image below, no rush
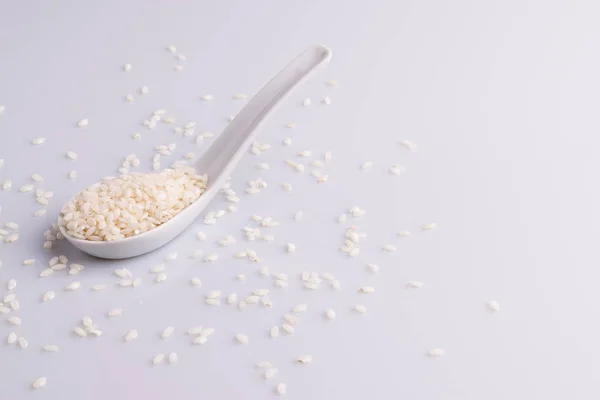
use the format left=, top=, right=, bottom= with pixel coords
left=488, top=300, right=500, bottom=312
left=74, top=327, right=87, bottom=337
left=264, top=368, right=279, bottom=380
left=64, top=281, right=81, bottom=291
left=428, top=348, right=445, bottom=357
left=107, top=308, right=123, bottom=317
left=282, top=324, right=294, bottom=334
left=18, top=337, right=28, bottom=348
left=423, top=223, right=437, bottom=230
left=165, top=252, right=178, bottom=261
left=276, top=383, right=287, bottom=396
left=161, top=326, right=174, bottom=339
left=125, top=329, right=138, bottom=342
left=236, top=333, right=249, bottom=344
left=325, top=309, right=336, bottom=320
left=400, top=140, right=418, bottom=151
left=297, top=355, right=312, bottom=364
left=7, top=332, right=17, bottom=344
left=32, top=377, right=47, bottom=389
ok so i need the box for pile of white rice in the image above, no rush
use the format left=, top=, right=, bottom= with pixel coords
left=59, top=167, right=208, bottom=241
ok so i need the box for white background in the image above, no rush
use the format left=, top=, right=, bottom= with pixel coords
left=1, top=1, right=599, bottom=399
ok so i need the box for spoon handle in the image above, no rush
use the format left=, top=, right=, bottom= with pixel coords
left=195, top=45, right=332, bottom=186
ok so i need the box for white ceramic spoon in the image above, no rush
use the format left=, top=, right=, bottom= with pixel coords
left=59, top=45, right=332, bottom=259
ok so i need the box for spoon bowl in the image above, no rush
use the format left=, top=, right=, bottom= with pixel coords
left=59, top=45, right=331, bottom=259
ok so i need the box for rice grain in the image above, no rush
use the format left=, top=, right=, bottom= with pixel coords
left=125, top=329, right=138, bottom=342
left=153, top=353, right=165, bottom=364
left=292, top=304, right=307, bottom=313
left=297, top=355, right=312, bottom=364
left=74, top=327, right=87, bottom=337
left=423, top=223, right=437, bottom=230
left=161, top=326, right=174, bottom=339
left=488, top=300, right=500, bottom=312
left=32, top=377, right=47, bottom=389
left=325, top=308, right=336, bottom=320
left=400, top=140, right=418, bottom=151
left=107, top=308, right=123, bottom=317
left=236, top=333, right=249, bottom=344
left=276, top=383, right=287, bottom=395
left=428, top=348, right=445, bottom=357
left=264, top=368, right=279, bottom=380
left=18, top=337, right=28, bottom=348
left=282, top=324, right=294, bottom=334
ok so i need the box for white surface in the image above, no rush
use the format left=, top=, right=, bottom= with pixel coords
left=0, top=1, right=598, bottom=399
